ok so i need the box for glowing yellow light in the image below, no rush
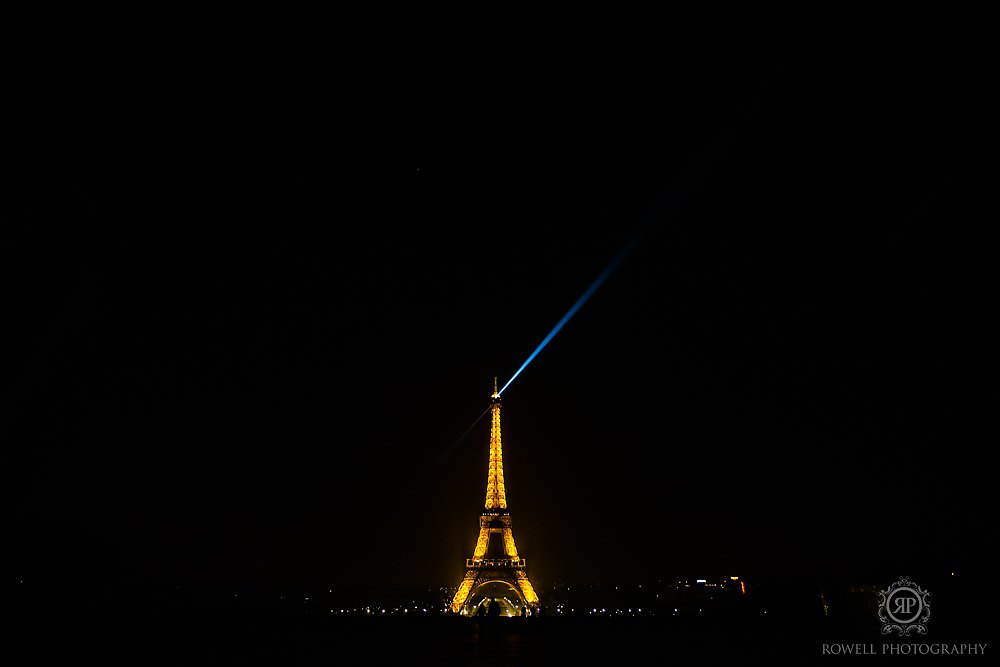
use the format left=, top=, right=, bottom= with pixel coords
left=484, top=398, right=507, bottom=509
left=450, top=387, right=539, bottom=613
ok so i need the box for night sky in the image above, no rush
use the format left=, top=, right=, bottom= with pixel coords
left=9, top=47, right=992, bottom=593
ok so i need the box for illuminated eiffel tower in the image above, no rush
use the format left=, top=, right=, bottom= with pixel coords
left=449, top=379, right=540, bottom=615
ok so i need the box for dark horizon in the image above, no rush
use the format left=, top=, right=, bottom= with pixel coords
left=9, top=47, right=992, bottom=599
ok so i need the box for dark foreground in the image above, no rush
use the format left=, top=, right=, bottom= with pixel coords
left=11, top=574, right=992, bottom=665
left=12, top=610, right=992, bottom=665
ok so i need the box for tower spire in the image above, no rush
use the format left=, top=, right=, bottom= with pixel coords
left=485, top=379, right=506, bottom=509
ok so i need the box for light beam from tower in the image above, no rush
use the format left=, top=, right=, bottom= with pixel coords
left=497, top=225, right=646, bottom=397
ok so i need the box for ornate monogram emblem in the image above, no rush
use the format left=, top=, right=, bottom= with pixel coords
left=877, top=576, right=931, bottom=635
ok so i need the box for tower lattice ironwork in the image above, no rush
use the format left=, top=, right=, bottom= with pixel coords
left=450, top=379, right=539, bottom=614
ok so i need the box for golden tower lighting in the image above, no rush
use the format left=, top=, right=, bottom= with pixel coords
left=450, top=379, right=539, bottom=615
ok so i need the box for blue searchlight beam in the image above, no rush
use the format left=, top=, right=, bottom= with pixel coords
left=497, top=230, right=644, bottom=396
left=419, top=220, right=658, bottom=482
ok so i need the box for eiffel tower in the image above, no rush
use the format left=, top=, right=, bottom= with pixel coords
left=449, top=379, right=540, bottom=615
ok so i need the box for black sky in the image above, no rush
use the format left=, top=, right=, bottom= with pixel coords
left=8, top=45, right=993, bottom=592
